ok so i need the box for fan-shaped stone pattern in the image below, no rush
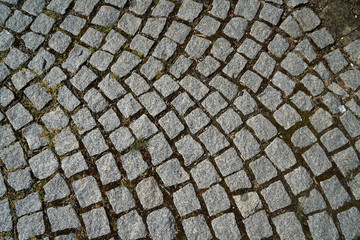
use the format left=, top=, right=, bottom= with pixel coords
left=0, top=0, right=359, bottom=239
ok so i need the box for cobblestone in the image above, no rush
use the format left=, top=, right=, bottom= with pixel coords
left=1, top=1, right=359, bottom=239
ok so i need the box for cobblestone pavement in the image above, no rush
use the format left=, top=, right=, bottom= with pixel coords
left=0, top=0, right=360, bottom=239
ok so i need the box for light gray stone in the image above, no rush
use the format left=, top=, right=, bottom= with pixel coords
left=109, top=127, right=134, bottom=152
left=122, top=151, right=148, bottom=181
left=234, top=0, right=260, bottom=20
left=54, top=127, right=78, bottom=156
left=217, top=108, right=243, bottom=134
left=136, top=177, right=163, bottom=210
left=173, top=184, right=201, bottom=216
left=243, top=211, right=273, bottom=240
left=308, top=211, right=338, bottom=240
left=147, top=133, right=172, bottom=165
left=247, top=114, right=277, bottom=140
left=225, top=170, right=252, bottom=191
left=273, top=104, right=301, bottom=130
left=142, top=18, right=167, bottom=39
left=157, top=158, right=189, bottom=186
left=214, top=148, right=243, bottom=177
left=17, top=212, right=45, bottom=240
left=41, top=107, right=69, bottom=130
left=130, top=114, right=158, bottom=138
left=299, top=189, right=326, bottom=214
left=285, top=167, right=312, bottom=195
left=261, top=181, right=291, bottom=212
left=91, top=5, right=120, bottom=26
left=5, top=48, right=29, bottom=70
left=62, top=45, right=91, bottom=74
left=281, top=52, right=308, bottom=76
left=44, top=174, right=70, bottom=202
left=72, top=176, right=102, bottom=208
left=291, top=126, right=316, bottom=148
left=0, top=199, right=12, bottom=232
left=234, top=191, right=262, bottom=218
left=29, top=149, right=58, bottom=180
left=224, top=17, right=248, bottom=40
left=74, top=0, right=100, bottom=16
left=175, top=135, right=204, bottom=166
left=82, top=129, right=109, bottom=156
left=83, top=88, right=108, bottom=113
left=211, top=38, right=234, bottom=62
left=273, top=212, right=305, bottom=240
left=117, top=13, right=141, bottom=36
left=250, top=21, right=272, bottom=42
left=185, top=35, right=211, bottom=58
left=233, top=128, right=260, bottom=160
left=177, top=0, right=202, bottom=22
left=96, top=153, right=121, bottom=185
left=139, top=91, right=166, bottom=117
left=47, top=205, right=81, bottom=232
left=203, top=184, right=230, bottom=216
left=250, top=156, right=277, bottom=184
left=199, top=125, right=229, bottom=155
left=117, top=93, right=142, bottom=118
left=337, top=207, right=360, bottom=240
left=152, top=0, right=175, bottom=17
left=184, top=108, right=210, bottom=134
left=5, top=10, right=33, bottom=33
left=15, top=192, right=41, bottom=217
left=265, top=137, right=296, bottom=171
left=82, top=207, right=111, bottom=239
left=117, top=210, right=147, bottom=240
left=106, top=187, right=135, bottom=214
left=147, top=208, right=176, bottom=240
left=182, top=215, right=212, bottom=240
left=98, top=109, right=120, bottom=132
left=212, top=213, right=241, bottom=240
left=320, top=128, right=348, bottom=152
left=321, top=175, right=350, bottom=210
left=72, top=108, right=96, bottom=134
left=0, top=142, right=26, bottom=169
left=223, top=53, right=248, bottom=78
left=293, top=8, right=321, bottom=32
left=61, top=152, right=88, bottom=178
left=190, top=159, right=220, bottom=189
left=7, top=168, right=33, bottom=191
left=180, top=75, right=209, bottom=101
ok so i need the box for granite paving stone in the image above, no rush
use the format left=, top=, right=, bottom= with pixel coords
left=136, top=177, right=163, bottom=210
left=44, top=174, right=70, bottom=202
left=190, top=159, right=220, bottom=189
left=321, top=175, right=350, bottom=210
left=81, top=207, right=111, bottom=239
left=47, top=205, right=81, bottom=232
left=29, top=149, right=58, bottom=180
left=234, top=192, right=263, bottom=218
left=173, top=183, right=201, bottom=216
left=337, top=207, right=360, bottom=240
left=106, top=187, right=135, bottom=214
left=72, top=176, right=102, bottom=208
left=308, top=211, right=339, bottom=240
left=17, top=212, right=45, bottom=240
left=225, top=170, right=252, bottom=191
left=244, top=210, right=273, bottom=240
left=15, top=192, right=41, bottom=217
left=182, top=215, right=212, bottom=240
left=121, top=150, right=148, bottom=181
left=212, top=213, right=241, bottom=240
left=117, top=210, right=147, bottom=240
left=7, top=167, right=33, bottom=191
left=147, top=208, right=176, bottom=240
